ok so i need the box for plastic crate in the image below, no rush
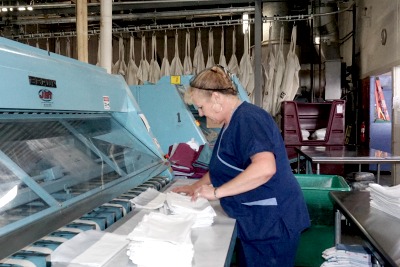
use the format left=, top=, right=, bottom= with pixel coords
left=295, top=174, right=350, bottom=267
left=282, top=100, right=346, bottom=147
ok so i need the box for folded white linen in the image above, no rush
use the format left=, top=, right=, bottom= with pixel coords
left=130, top=188, right=166, bottom=210
left=51, top=230, right=129, bottom=267
left=127, top=212, right=195, bottom=244
left=126, top=211, right=195, bottom=267
left=166, top=192, right=216, bottom=227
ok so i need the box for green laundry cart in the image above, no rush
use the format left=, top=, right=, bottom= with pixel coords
left=294, top=174, right=350, bottom=267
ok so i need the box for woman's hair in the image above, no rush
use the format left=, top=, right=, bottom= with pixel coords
left=185, top=65, right=238, bottom=104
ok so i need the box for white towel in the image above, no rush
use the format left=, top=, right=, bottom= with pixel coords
left=127, top=212, right=195, bottom=267
left=166, top=192, right=216, bottom=228
left=130, top=188, right=166, bottom=210
left=51, top=230, right=129, bottom=267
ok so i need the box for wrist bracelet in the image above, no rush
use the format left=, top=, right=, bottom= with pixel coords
left=214, top=187, right=219, bottom=199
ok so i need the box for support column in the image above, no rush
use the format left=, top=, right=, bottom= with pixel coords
left=100, top=0, right=113, bottom=73
left=254, top=0, right=262, bottom=107
left=76, top=0, right=88, bottom=63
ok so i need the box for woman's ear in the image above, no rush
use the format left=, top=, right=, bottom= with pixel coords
left=211, top=91, right=221, bottom=103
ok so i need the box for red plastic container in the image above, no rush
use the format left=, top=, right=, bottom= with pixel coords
left=282, top=100, right=346, bottom=175
left=281, top=100, right=346, bottom=146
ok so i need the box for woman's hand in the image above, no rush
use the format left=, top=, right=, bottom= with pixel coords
left=171, top=184, right=196, bottom=196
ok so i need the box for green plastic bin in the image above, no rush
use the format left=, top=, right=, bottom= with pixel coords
left=294, top=174, right=350, bottom=267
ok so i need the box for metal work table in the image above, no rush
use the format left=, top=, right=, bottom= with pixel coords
left=295, top=146, right=400, bottom=184
left=329, top=191, right=400, bottom=267
left=104, top=179, right=237, bottom=267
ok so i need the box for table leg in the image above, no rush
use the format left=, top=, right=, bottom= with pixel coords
left=377, top=164, right=380, bottom=184
left=334, top=210, right=341, bottom=245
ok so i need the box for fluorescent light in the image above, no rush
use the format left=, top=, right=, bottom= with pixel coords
left=1, top=7, right=7, bottom=12
left=27, top=6, right=33, bottom=11
left=18, top=7, right=26, bottom=11
left=9, top=7, right=13, bottom=11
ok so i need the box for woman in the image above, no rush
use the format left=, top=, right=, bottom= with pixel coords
left=173, top=65, right=310, bottom=267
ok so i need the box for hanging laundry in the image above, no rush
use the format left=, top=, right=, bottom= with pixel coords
left=55, top=38, right=61, bottom=54
left=262, top=24, right=276, bottom=114
left=183, top=31, right=193, bottom=75
left=192, top=29, right=205, bottom=75
left=206, top=29, right=215, bottom=68
left=227, top=27, right=240, bottom=75
left=137, top=35, right=150, bottom=84
left=272, top=26, right=286, bottom=117
left=219, top=27, right=227, bottom=68
left=239, top=31, right=254, bottom=98
left=277, top=25, right=300, bottom=114
left=149, top=34, right=161, bottom=84
left=160, top=33, right=171, bottom=77
left=66, top=38, right=71, bottom=58
left=112, top=37, right=127, bottom=77
left=170, top=32, right=183, bottom=76
left=96, top=37, right=101, bottom=66
left=126, top=36, right=139, bottom=85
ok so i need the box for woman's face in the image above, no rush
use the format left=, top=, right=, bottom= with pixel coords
left=192, top=90, right=223, bottom=124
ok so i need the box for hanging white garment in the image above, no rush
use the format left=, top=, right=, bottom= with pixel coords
left=66, top=38, right=71, bottom=58
left=149, top=34, right=161, bottom=84
left=206, top=29, right=215, bottom=68
left=126, top=36, right=139, bottom=85
left=272, top=26, right=286, bottom=117
left=55, top=38, right=61, bottom=54
left=277, top=25, right=301, bottom=110
left=227, top=27, right=240, bottom=75
left=137, top=35, right=150, bottom=85
left=262, top=24, right=275, bottom=113
left=96, top=37, right=101, bottom=66
left=219, top=28, right=227, bottom=68
left=192, top=29, right=205, bottom=75
left=239, top=31, right=254, bottom=98
left=112, top=37, right=127, bottom=77
left=183, top=31, right=193, bottom=75
left=170, top=32, right=183, bottom=76
left=160, top=33, right=171, bottom=77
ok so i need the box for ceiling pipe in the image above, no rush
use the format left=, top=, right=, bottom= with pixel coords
left=8, top=6, right=255, bottom=25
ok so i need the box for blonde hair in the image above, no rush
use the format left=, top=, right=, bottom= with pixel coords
left=184, top=65, right=238, bottom=104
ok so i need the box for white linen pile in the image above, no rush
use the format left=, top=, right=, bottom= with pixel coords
left=130, top=188, right=166, bottom=210
left=320, top=244, right=372, bottom=267
left=369, top=183, right=400, bottom=220
left=166, top=192, right=216, bottom=228
left=127, top=212, right=195, bottom=267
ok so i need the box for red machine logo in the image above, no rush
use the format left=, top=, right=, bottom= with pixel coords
left=38, top=89, right=53, bottom=101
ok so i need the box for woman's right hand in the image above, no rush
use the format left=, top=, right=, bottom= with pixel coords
left=171, top=185, right=195, bottom=196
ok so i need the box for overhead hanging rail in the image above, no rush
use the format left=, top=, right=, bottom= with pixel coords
left=6, top=1, right=354, bottom=41
left=9, top=18, right=255, bottom=40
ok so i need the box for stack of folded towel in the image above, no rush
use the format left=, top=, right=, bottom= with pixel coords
left=166, top=192, right=216, bottom=228
left=127, top=212, right=195, bottom=267
left=130, top=188, right=166, bottom=210
left=321, top=244, right=372, bottom=267
left=369, top=183, right=400, bottom=220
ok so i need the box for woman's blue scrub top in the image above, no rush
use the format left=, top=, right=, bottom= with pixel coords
left=209, top=101, right=310, bottom=242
